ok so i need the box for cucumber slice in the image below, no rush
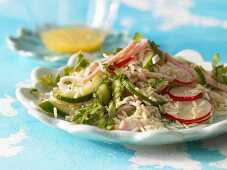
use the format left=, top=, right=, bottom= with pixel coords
left=38, top=100, right=68, bottom=117
left=56, top=75, right=103, bottom=103
left=122, top=79, right=166, bottom=106
left=56, top=93, right=93, bottom=103
left=142, top=50, right=155, bottom=71
left=96, top=83, right=112, bottom=106
left=80, top=75, right=103, bottom=96
left=194, top=66, right=206, bottom=85
left=112, top=79, right=123, bottom=105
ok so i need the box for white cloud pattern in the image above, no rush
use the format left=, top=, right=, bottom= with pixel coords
left=0, top=129, right=27, bottom=157
left=0, top=95, right=18, bottom=117
left=125, top=144, right=202, bottom=170
left=122, top=0, right=227, bottom=31
left=202, top=134, right=227, bottom=169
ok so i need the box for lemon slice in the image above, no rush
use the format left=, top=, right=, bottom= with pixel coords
left=41, top=27, right=106, bottom=53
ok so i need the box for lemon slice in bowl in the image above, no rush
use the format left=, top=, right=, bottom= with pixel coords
left=41, top=27, right=106, bottom=53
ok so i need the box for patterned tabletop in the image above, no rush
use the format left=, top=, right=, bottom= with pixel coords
left=0, top=0, right=227, bottom=170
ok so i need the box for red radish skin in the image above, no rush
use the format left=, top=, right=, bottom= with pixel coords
left=160, top=85, right=169, bottom=94
left=174, top=79, right=193, bottom=85
left=160, top=62, right=194, bottom=85
left=195, top=113, right=212, bottom=124
left=181, top=107, right=214, bottom=124
left=169, top=92, right=203, bottom=101
left=166, top=54, right=195, bottom=76
left=166, top=108, right=213, bottom=124
left=168, top=86, right=203, bottom=101
left=173, top=69, right=194, bottom=85
left=164, top=99, right=213, bottom=124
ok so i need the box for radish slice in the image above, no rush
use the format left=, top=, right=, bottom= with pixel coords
left=172, top=109, right=213, bottom=124
left=168, top=86, right=203, bottom=101
left=159, top=62, right=194, bottom=85
left=160, top=85, right=169, bottom=94
left=174, top=79, right=193, bottom=85
left=194, top=112, right=212, bottom=124
left=173, top=68, right=194, bottom=85
left=163, top=98, right=214, bottom=124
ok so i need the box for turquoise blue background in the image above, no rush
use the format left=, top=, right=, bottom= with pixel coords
left=0, top=0, right=227, bottom=170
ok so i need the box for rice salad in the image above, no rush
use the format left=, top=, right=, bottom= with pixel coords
left=33, top=33, right=227, bottom=132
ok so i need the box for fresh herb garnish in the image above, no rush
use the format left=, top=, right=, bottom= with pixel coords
left=132, top=32, right=145, bottom=43
left=104, top=48, right=123, bottom=56
left=30, top=88, right=40, bottom=97
left=212, top=53, right=219, bottom=68
left=148, top=78, right=166, bottom=90
left=106, top=101, right=116, bottom=130
left=39, top=73, right=60, bottom=87
left=74, top=53, right=90, bottom=72
left=132, top=32, right=162, bottom=62
left=194, top=66, right=206, bottom=85
left=64, top=53, right=90, bottom=75
left=148, top=41, right=162, bottom=57
left=70, top=100, right=108, bottom=129
left=100, top=64, right=115, bottom=83
left=63, top=66, right=74, bottom=76
left=212, top=53, right=227, bottom=85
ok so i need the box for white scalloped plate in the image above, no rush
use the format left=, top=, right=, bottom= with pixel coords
left=16, top=50, right=227, bottom=145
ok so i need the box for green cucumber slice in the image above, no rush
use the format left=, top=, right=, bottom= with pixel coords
left=112, top=79, right=123, bottom=105
left=142, top=50, right=155, bottom=71
left=194, top=66, right=206, bottom=85
left=80, top=75, right=103, bottom=96
left=38, top=100, right=68, bottom=117
left=122, top=79, right=166, bottom=106
left=56, top=75, right=103, bottom=103
left=56, top=93, right=93, bottom=103
left=96, top=83, right=112, bottom=106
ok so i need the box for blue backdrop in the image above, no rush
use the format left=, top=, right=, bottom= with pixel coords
left=0, top=0, right=227, bottom=169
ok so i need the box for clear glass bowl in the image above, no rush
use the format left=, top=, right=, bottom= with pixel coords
left=24, top=0, right=120, bottom=29
left=6, top=0, right=129, bottom=63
